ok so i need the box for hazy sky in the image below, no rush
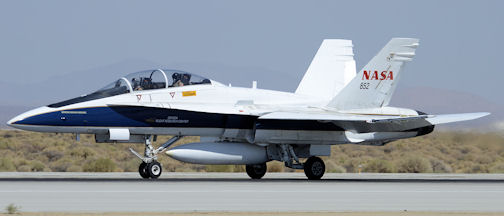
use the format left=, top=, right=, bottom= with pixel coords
left=1, top=0, right=502, bottom=104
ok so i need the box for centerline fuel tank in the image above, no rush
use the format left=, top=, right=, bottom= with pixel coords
left=165, top=142, right=268, bottom=165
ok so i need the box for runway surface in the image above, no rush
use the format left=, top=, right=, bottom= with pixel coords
left=0, top=172, right=503, bottom=212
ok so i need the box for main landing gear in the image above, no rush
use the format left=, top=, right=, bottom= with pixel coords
left=245, top=156, right=325, bottom=180
left=130, top=135, right=182, bottom=179
left=303, top=156, right=325, bottom=180
left=279, top=144, right=326, bottom=180
left=246, top=144, right=326, bottom=180
left=246, top=163, right=267, bottom=179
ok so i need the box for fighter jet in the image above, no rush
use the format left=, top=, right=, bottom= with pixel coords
left=7, top=38, right=489, bottom=180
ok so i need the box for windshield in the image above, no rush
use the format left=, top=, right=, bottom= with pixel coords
left=47, top=69, right=212, bottom=108
left=98, top=78, right=131, bottom=94
left=48, top=78, right=131, bottom=108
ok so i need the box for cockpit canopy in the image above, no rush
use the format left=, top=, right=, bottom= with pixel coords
left=123, top=69, right=211, bottom=92
left=48, top=69, right=212, bottom=108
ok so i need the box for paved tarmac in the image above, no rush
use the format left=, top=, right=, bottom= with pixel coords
left=0, top=172, right=503, bottom=212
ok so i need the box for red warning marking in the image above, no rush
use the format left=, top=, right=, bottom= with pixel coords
left=170, top=92, right=175, bottom=98
left=136, top=94, right=142, bottom=101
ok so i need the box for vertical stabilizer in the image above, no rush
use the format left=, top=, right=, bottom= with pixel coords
left=295, top=39, right=356, bottom=100
left=328, top=38, right=419, bottom=110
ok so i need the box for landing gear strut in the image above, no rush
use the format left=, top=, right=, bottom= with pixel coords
left=130, top=135, right=182, bottom=179
left=267, top=144, right=326, bottom=180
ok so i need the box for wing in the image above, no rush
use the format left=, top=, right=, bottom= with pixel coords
left=258, top=111, right=489, bottom=133
left=424, top=113, right=490, bottom=125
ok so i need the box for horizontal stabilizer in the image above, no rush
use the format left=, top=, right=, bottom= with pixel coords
left=426, top=112, right=490, bottom=125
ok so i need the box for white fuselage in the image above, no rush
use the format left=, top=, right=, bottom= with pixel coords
left=8, top=81, right=422, bottom=145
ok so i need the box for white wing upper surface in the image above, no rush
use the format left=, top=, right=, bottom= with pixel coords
left=426, top=112, right=490, bottom=125
left=259, top=111, right=490, bottom=133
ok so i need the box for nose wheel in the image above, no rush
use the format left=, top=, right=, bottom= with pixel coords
left=138, top=162, right=150, bottom=179
left=130, top=135, right=182, bottom=179
left=138, top=161, right=162, bottom=179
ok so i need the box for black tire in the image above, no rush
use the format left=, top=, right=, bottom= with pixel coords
left=147, top=161, right=162, bottom=179
left=138, top=162, right=150, bottom=179
left=246, top=163, right=267, bottom=179
left=304, top=156, right=325, bottom=180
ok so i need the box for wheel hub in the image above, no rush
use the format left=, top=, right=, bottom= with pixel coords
left=151, top=164, right=161, bottom=175
left=312, top=161, right=323, bottom=176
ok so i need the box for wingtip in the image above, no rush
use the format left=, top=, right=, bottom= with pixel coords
left=426, top=112, right=491, bottom=125
left=478, top=112, right=491, bottom=118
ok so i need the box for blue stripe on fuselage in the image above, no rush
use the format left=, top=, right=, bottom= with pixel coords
left=15, top=107, right=150, bottom=127
left=14, top=106, right=258, bottom=129
left=14, top=106, right=353, bottom=131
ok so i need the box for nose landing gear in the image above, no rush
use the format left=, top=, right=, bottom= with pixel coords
left=130, top=135, right=182, bottom=179
left=138, top=161, right=163, bottom=179
left=138, top=162, right=150, bottom=179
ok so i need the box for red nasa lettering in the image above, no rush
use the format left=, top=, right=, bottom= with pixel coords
left=362, top=70, right=394, bottom=80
